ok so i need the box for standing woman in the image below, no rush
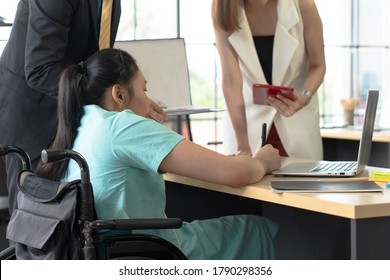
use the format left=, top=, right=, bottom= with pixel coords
left=212, top=0, right=326, bottom=159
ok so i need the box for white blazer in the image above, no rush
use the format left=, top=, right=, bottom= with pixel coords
left=222, top=0, right=323, bottom=160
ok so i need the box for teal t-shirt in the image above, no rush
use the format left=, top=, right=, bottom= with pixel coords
left=63, top=105, right=184, bottom=220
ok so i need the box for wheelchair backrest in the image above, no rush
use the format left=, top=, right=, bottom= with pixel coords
left=6, top=170, right=87, bottom=259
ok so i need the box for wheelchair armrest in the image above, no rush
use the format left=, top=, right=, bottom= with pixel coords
left=0, top=244, right=16, bottom=260
left=89, top=218, right=183, bottom=230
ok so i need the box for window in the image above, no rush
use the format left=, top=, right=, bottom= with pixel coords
left=116, top=0, right=223, bottom=151
left=316, top=0, right=390, bottom=128
left=1, top=0, right=389, bottom=149
left=0, top=0, right=18, bottom=53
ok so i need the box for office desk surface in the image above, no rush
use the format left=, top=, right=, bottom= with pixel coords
left=321, top=128, right=390, bottom=142
left=163, top=157, right=390, bottom=220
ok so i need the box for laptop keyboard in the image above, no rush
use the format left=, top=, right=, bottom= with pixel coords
left=311, top=162, right=357, bottom=172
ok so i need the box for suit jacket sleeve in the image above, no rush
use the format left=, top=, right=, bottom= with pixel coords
left=24, top=0, right=91, bottom=96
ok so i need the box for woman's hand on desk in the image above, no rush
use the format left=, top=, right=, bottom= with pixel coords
left=253, top=144, right=282, bottom=174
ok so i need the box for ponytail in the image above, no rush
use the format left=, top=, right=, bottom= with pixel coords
left=37, top=63, right=86, bottom=180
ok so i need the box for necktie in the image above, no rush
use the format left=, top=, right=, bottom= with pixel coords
left=99, top=0, right=113, bottom=50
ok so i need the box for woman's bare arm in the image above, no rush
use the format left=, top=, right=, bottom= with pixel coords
left=160, top=139, right=281, bottom=188
left=214, top=28, right=252, bottom=155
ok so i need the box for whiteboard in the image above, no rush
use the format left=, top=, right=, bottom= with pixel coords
left=114, top=38, right=192, bottom=109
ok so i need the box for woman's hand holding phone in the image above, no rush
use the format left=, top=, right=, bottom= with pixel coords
left=253, top=84, right=294, bottom=105
left=253, top=83, right=308, bottom=117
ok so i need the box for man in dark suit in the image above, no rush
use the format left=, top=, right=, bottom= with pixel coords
left=0, top=0, right=166, bottom=215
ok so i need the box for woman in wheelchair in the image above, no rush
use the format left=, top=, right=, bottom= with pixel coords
left=37, top=48, right=281, bottom=260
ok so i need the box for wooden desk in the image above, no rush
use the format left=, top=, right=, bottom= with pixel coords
left=164, top=158, right=390, bottom=260
left=321, top=128, right=390, bottom=168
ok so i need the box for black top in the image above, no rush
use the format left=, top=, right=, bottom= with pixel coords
left=253, top=35, right=275, bottom=84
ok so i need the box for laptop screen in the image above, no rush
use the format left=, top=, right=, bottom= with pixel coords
left=356, top=90, right=379, bottom=173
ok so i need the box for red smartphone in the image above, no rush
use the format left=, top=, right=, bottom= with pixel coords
left=253, top=83, right=295, bottom=105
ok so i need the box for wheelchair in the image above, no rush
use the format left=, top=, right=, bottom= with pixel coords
left=0, top=144, right=187, bottom=260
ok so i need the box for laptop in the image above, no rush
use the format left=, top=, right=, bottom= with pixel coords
left=272, top=90, right=379, bottom=177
